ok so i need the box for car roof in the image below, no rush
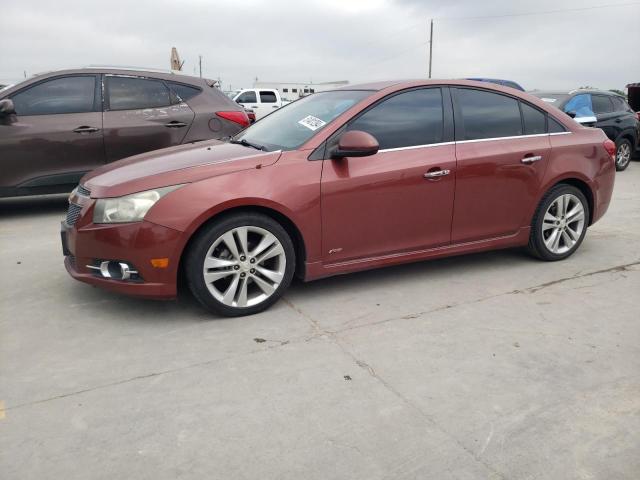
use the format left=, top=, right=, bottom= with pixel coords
left=0, top=67, right=213, bottom=97
left=338, top=78, right=529, bottom=94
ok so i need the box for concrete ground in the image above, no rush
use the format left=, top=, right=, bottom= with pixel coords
left=1, top=166, right=639, bottom=480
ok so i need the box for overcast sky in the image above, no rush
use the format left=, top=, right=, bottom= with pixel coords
left=2, top=0, right=639, bottom=91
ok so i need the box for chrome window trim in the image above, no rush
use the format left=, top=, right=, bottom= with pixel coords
left=379, top=141, right=455, bottom=153
left=377, top=132, right=572, bottom=152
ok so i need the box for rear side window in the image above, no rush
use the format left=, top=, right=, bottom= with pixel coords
left=11, top=76, right=96, bottom=116
left=592, top=95, right=614, bottom=114
left=456, top=88, right=522, bottom=140
left=347, top=88, right=444, bottom=150
left=168, top=82, right=200, bottom=102
left=610, top=96, right=628, bottom=112
left=106, top=76, right=171, bottom=110
left=521, top=102, right=546, bottom=135
left=548, top=117, right=567, bottom=133
left=236, top=91, right=257, bottom=103
left=260, top=91, right=277, bottom=103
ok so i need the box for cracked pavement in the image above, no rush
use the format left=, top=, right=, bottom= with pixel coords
left=1, top=167, right=639, bottom=479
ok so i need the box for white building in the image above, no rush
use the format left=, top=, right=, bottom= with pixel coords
left=252, top=80, right=349, bottom=102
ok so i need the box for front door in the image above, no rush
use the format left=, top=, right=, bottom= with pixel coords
left=451, top=87, right=552, bottom=243
left=321, top=87, right=456, bottom=263
left=102, top=75, right=194, bottom=162
left=0, top=74, right=104, bottom=190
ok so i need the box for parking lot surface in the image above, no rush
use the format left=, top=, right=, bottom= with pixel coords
left=1, top=167, right=639, bottom=479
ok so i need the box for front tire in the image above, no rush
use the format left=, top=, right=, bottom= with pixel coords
left=615, top=137, right=632, bottom=171
left=185, top=213, right=295, bottom=317
left=527, top=184, right=589, bottom=261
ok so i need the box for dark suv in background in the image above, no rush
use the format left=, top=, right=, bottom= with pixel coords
left=0, top=67, right=249, bottom=197
left=530, top=89, right=639, bottom=171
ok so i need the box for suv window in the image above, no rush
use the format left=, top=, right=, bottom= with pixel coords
left=106, top=76, right=171, bottom=110
left=236, top=91, right=257, bottom=103
left=260, top=91, right=278, bottom=103
left=564, top=94, right=594, bottom=117
left=592, top=95, right=614, bottom=114
left=521, top=102, right=546, bottom=135
left=11, top=76, right=96, bottom=116
left=347, top=88, right=444, bottom=150
left=610, top=96, right=628, bottom=112
left=456, top=88, right=522, bottom=140
left=168, top=82, right=200, bottom=102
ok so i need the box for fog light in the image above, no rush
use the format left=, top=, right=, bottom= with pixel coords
left=87, top=260, right=138, bottom=280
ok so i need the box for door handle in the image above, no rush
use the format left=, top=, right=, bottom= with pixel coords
left=423, top=169, right=450, bottom=179
left=165, top=121, right=187, bottom=128
left=73, top=126, right=99, bottom=133
left=615, top=118, right=622, bottom=123
left=272, top=105, right=279, bottom=108
left=521, top=155, right=543, bottom=164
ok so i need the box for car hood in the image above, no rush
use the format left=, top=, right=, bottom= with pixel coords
left=83, top=139, right=281, bottom=198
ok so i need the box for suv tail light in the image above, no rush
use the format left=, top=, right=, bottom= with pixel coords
left=216, top=111, right=250, bottom=128
left=603, top=139, right=616, bottom=160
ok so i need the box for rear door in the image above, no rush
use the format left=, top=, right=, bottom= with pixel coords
left=321, top=87, right=456, bottom=263
left=591, top=94, right=618, bottom=140
left=102, top=75, right=195, bottom=162
left=258, top=90, right=280, bottom=119
left=451, top=87, right=552, bottom=243
left=0, top=74, right=104, bottom=189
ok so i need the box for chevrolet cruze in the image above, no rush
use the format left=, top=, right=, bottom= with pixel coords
left=62, top=80, right=616, bottom=316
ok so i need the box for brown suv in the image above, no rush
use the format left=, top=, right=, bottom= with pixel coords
left=0, top=67, right=249, bottom=197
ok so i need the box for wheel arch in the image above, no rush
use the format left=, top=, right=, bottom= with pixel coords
left=548, top=177, right=595, bottom=225
left=177, top=204, right=307, bottom=289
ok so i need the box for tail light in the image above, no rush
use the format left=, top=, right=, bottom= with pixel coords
left=216, top=111, right=250, bottom=128
left=603, top=139, right=616, bottom=160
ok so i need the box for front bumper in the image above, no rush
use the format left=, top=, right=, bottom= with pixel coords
left=62, top=218, right=184, bottom=299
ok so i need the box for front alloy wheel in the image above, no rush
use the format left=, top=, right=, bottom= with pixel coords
left=186, top=213, right=295, bottom=316
left=527, top=184, right=590, bottom=261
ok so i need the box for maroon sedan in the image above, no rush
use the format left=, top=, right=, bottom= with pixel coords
left=62, top=80, right=616, bottom=316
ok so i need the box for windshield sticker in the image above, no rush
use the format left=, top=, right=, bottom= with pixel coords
left=541, top=98, right=557, bottom=103
left=298, top=115, right=326, bottom=131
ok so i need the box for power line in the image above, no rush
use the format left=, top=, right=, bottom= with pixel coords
left=436, top=1, right=640, bottom=21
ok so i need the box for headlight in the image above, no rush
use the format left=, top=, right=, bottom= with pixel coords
left=93, top=185, right=183, bottom=224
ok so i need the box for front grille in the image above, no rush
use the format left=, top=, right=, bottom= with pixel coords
left=66, top=203, right=82, bottom=226
left=77, top=184, right=91, bottom=197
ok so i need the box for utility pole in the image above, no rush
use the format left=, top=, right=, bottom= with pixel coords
left=428, top=18, right=433, bottom=78
left=198, top=55, right=202, bottom=78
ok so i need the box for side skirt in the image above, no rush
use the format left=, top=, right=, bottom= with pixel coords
left=303, top=227, right=531, bottom=281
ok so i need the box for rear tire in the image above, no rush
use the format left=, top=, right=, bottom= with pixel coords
left=185, top=213, right=296, bottom=317
left=527, top=184, right=589, bottom=261
left=615, top=137, right=632, bottom=171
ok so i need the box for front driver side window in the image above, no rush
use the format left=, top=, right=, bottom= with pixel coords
left=346, top=88, right=444, bottom=150
left=11, top=76, right=96, bottom=116
left=563, top=94, right=594, bottom=117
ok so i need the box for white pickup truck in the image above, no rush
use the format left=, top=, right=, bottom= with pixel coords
left=232, top=89, right=288, bottom=120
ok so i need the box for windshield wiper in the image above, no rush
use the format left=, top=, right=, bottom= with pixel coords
left=229, top=138, right=266, bottom=151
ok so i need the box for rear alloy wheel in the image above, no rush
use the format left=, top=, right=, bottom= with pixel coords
left=615, top=138, right=632, bottom=171
left=527, top=184, right=589, bottom=261
left=185, top=213, right=295, bottom=316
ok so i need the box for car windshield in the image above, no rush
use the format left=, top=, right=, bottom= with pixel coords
left=529, top=92, right=570, bottom=105
left=233, top=90, right=373, bottom=151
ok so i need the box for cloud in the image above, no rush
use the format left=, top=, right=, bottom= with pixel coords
left=1, top=0, right=638, bottom=90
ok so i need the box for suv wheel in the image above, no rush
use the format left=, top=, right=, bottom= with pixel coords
left=615, top=138, right=632, bottom=171
left=185, top=213, right=295, bottom=316
left=527, top=184, right=589, bottom=261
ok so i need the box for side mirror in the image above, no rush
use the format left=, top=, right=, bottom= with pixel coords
left=332, top=130, right=379, bottom=158
left=0, top=99, right=15, bottom=116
